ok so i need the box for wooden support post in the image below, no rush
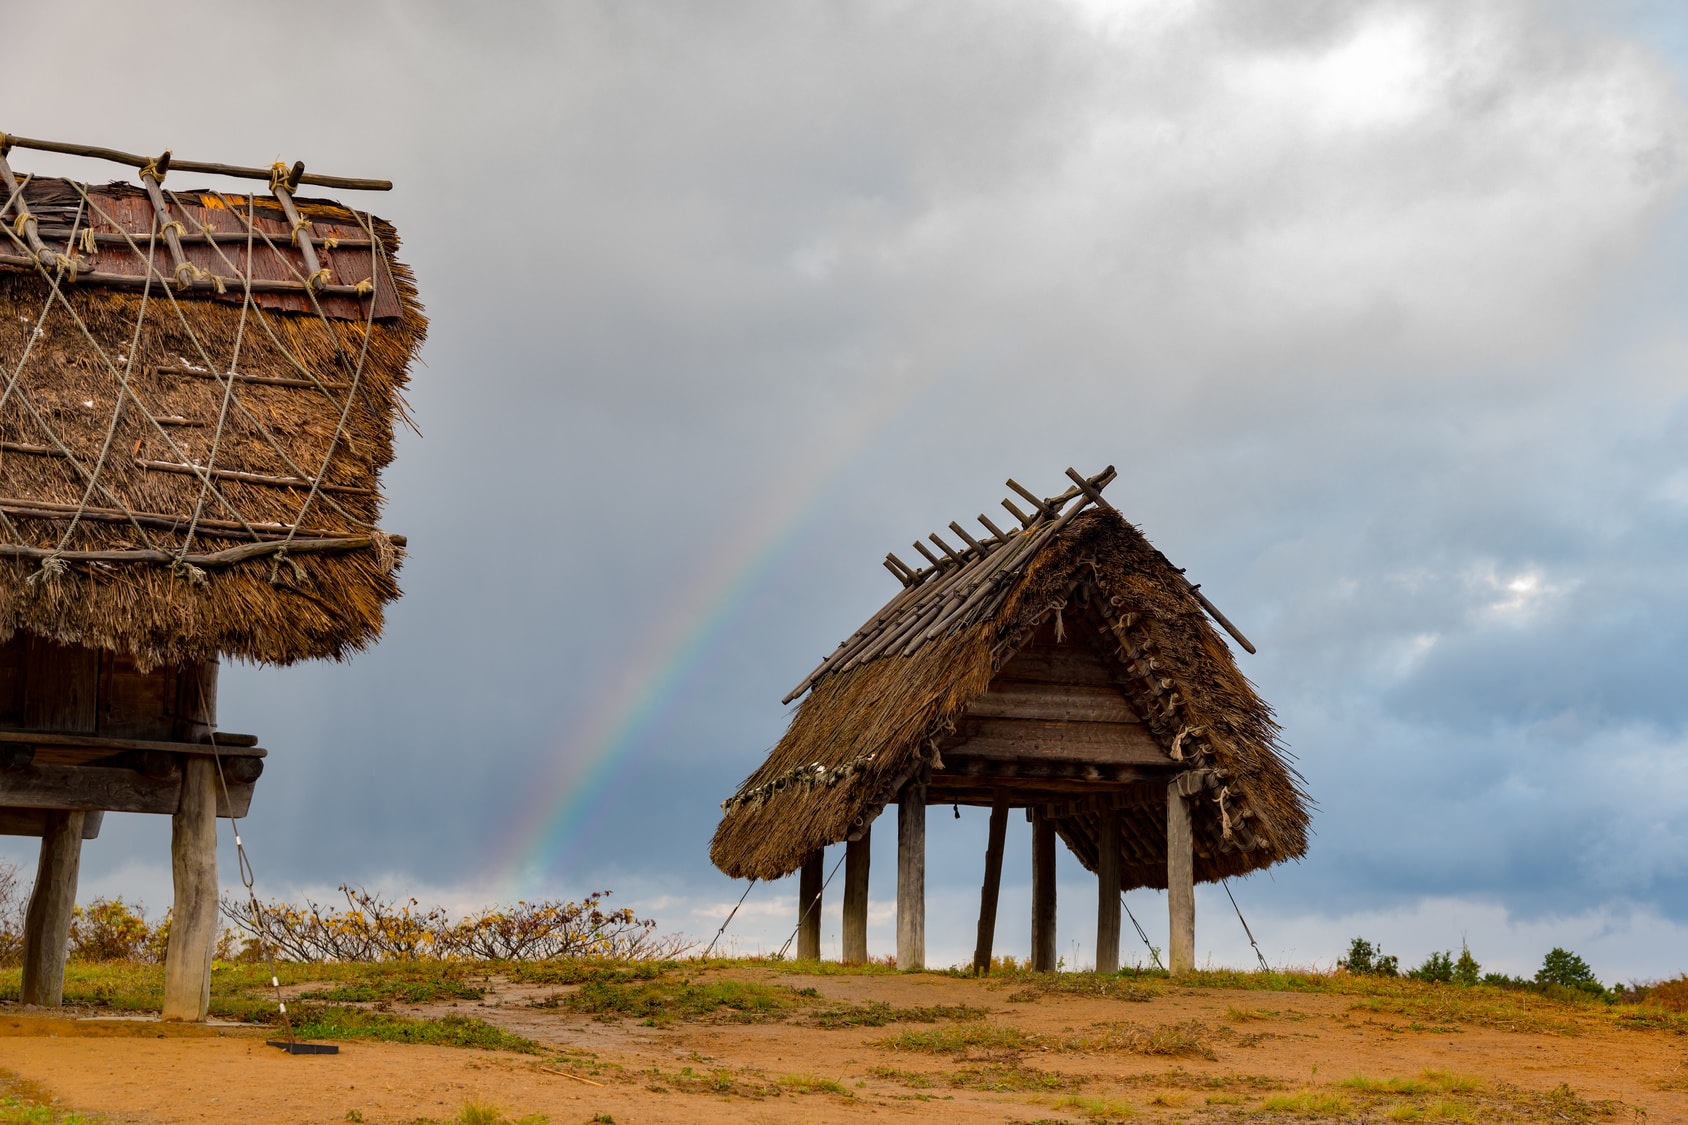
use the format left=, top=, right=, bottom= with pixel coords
left=18, top=810, right=84, bottom=1006
left=896, top=784, right=925, bottom=970
left=797, top=849, right=823, bottom=962
left=1096, top=804, right=1121, bottom=974
left=162, top=757, right=218, bottom=1021
left=972, top=793, right=1010, bottom=975
left=1030, top=808, right=1057, bottom=972
left=842, top=828, right=870, bottom=964
left=1167, top=786, right=1195, bottom=976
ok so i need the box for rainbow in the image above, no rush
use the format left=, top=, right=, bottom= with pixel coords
left=490, top=373, right=937, bottom=894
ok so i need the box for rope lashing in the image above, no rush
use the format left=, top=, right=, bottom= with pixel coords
left=49, top=251, right=80, bottom=282
left=1170, top=726, right=1202, bottom=761
left=78, top=227, right=96, bottom=254
left=369, top=528, right=397, bottom=573
left=11, top=212, right=29, bottom=237
left=174, top=261, right=205, bottom=290
left=1216, top=785, right=1234, bottom=840
left=354, top=278, right=373, bottom=297
left=24, top=553, right=66, bottom=587
left=307, top=267, right=330, bottom=291
left=268, top=161, right=290, bottom=193
left=139, top=158, right=165, bottom=184
left=290, top=218, right=311, bottom=246
left=170, top=557, right=209, bottom=586
left=159, top=220, right=186, bottom=239
left=321, top=236, right=339, bottom=251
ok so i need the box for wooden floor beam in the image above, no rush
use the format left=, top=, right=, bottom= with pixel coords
left=972, top=792, right=1010, bottom=974
left=896, top=784, right=926, bottom=969
left=162, top=758, right=218, bottom=1020
left=842, top=829, right=870, bottom=964
left=1031, top=808, right=1057, bottom=972
left=19, top=809, right=84, bottom=1006
left=797, top=849, right=823, bottom=962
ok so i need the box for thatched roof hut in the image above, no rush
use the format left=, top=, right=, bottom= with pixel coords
left=712, top=467, right=1310, bottom=973
left=0, top=132, right=423, bottom=1019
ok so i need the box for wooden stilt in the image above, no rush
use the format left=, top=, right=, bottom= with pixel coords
left=842, top=829, right=870, bottom=964
left=797, top=849, right=823, bottom=962
left=1030, top=808, right=1057, bottom=972
left=972, top=793, right=1010, bottom=974
left=162, top=757, right=218, bottom=1021
left=18, top=809, right=85, bottom=1006
left=896, top=784, right=925, bottom=970
left=1095, top=804, right=1121, bottom=974
left=1167, top=786, right=1195, bottom=976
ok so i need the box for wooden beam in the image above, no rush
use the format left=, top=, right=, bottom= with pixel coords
left=0, top=762, right=253, bottom=817
left=842, top=829, right=870, bottom=964
left=0, top=729, right=264, bottom=758
left=896, top=783, right=926, bottom=970
left=1096, top=805, right=1121, bottom=974
left=949, top=716, right=1171, bottom=766
left=1167, top=785, right=1195, bottom=976
left=1030, top=809, right=1057, bottom=972
left=972, top=792, right=1009, bottom=975
left=0, top=134, right=393, bottom=190
left=162, top=758, right=218, bottom=1020
left=797, top=849, right=823, bottom=962
left=19, top=809, right=84, bottom=1005
left=0, top=807, right=101, bottom=838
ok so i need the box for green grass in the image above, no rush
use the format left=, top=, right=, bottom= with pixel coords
left=876, top=1021, right=1032, bottom=1054
left=806, top=1000, right=989, bottom=1028
left=1258, top=1091, right=1356, bottom=1115
left=0, top=1073, right=100, bottom=1125
left=290, top=1006, right=543, bottom=1052
left=561, top=977, right=799, bottom=1025
left=776, top=1073, right=852, bottom=1096
left=1051, top=1094, right=1137, bottom=1120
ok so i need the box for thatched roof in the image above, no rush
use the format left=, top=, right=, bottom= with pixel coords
left=0, top=148, right=424, bottom=669
left=711, top=468, right=1311, bottom=886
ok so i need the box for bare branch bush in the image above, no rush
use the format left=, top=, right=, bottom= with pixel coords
left=219, top=885, right=686, bottom=963
left=0, top=859, right=27, bottom=967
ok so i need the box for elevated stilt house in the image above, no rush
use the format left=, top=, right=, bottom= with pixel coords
left=0, top=132, right=424, bottom=1016
left=712, top=468, right=1310, bottom=973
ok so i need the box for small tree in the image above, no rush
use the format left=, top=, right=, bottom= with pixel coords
left=1338, top=937, right=1399, bottom=977
left=69, top=897, right=156, bottom=962
left=0, top=860, right=25, bottom=967
left=1409, top=950, right=1454, bottom=983
left=1536, top=948, right=1602, bottom=995
left=1452, top=943, right=1480, bottom=986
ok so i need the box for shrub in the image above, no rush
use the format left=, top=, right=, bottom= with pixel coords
left=221, top=885, right=682, bottom=963
left=69, top=897, right=157, bottom=962
left=1339, top=937, right=1399, bottom=977
left=1644, top=975, right=1688, bottom=1012
left=1409, top=951, right=1454, bottom=984
left=1535, top=948, right=1603, bottom=996
left=0, top=859, right=25, bottom=967
left=1452, top=944, right=1480, bottom=986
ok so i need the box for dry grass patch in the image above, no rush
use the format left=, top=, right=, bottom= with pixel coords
left=876, top=1021, right=1032, bottom=1055
left=1049, top=1094, right=1137, bottom=1120
left=1258, top=1090, right=1356, bottom=1116
left=775, top=1073, right=852, bottom=1096
left=1076, top=1019, right=1217, bottom=1059
left=806, top=1000, right=989, bottom=1028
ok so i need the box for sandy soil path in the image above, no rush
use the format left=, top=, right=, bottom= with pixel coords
left=5, top=969, right=1685, bottom=1123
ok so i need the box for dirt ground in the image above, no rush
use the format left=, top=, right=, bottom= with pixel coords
left=4, top=967, right=1686, bottom=1124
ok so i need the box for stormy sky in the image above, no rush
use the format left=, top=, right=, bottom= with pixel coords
left=4, top=1, right=1687, bottom=982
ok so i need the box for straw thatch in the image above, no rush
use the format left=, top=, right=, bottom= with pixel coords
left=0, top=178, right=424, bottom=669
left=711, top=505, right=1311, bottom=887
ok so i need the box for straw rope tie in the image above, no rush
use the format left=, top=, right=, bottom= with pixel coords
left=25, top=553, right=66, bottom=587
left=140, top=158, right=165, bottom=184
left=307, top=267, right=330, bottom=291
left=159, top=220, right=186, bottom=239
left=77, top=227, right=96, bottom=255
